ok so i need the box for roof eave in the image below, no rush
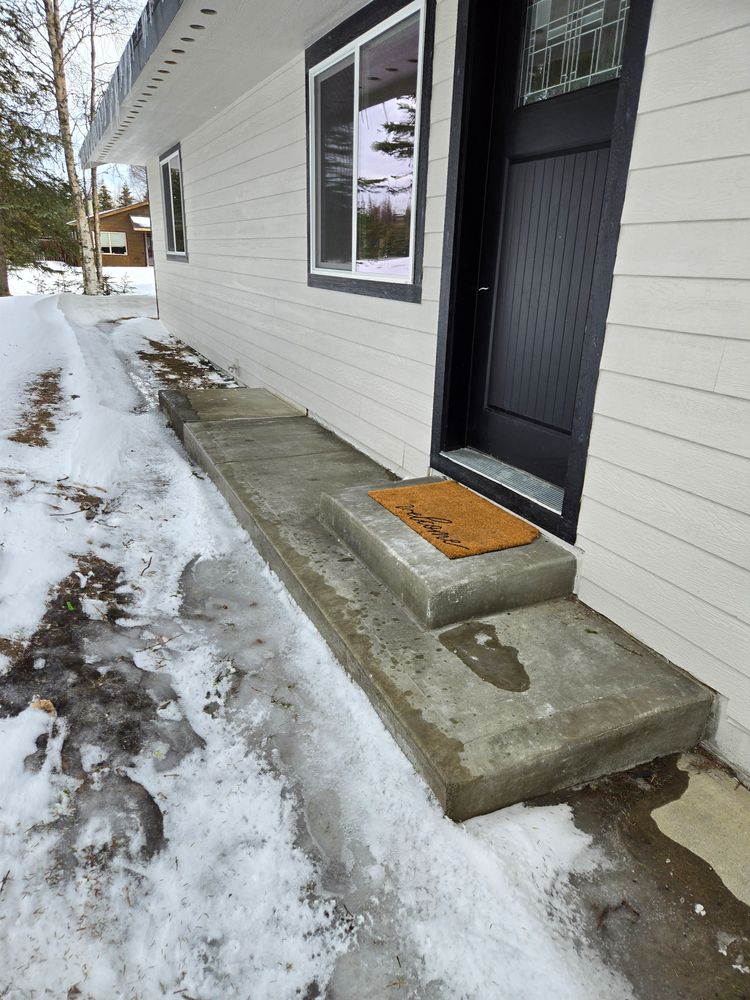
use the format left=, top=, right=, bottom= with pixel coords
left=80, top=0, right=182, bottom=169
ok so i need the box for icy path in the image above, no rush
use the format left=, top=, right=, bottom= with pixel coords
left=0, top=294, right=631, bottom=999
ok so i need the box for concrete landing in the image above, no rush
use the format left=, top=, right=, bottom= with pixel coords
left=160, top=387, right=303, bottom=438
left=160, top=387, right=714, bottom=820
left=321, top=481, right=576, bottom=628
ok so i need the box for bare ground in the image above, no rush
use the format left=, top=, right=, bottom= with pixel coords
left=8, top=369, right=64, bottom=447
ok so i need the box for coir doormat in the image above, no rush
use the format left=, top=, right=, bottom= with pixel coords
left=368, top=480, right=539, bottom=559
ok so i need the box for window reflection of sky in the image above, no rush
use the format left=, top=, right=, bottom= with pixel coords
left=358, top=97, right=414, bottom=215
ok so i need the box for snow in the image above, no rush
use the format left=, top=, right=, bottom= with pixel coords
left=0, top=706, right=60, bottom=831
left=8, top=261, right=156, bottom=296
left=356, top=255, right=410, bottom=275
left=0, top=291, right=632, bottom=998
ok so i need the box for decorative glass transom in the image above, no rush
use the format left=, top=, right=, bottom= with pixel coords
left=518, top=0, right=629, bottom=106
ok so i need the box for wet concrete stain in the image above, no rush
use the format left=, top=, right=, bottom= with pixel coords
left=439, top=621, right=530, bottom=692
left=535, top=754, right=750, bottom=1000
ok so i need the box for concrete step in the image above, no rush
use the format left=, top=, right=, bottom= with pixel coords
left=321, top=480, right=576, bottom=628
left=160, top=386, right=303, bottom=439
left=161, top=387, right=715, bottom=821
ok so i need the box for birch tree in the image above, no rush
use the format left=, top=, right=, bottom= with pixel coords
left=15, top=0, right=140, bottom=293
left=87, top=0, right=102, bottom=286
left=39, top=0, right=98, bottom=292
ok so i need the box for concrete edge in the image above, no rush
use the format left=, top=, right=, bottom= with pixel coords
left=171, top=411, right=713, bottom=821
left=320, top=486, right=577, bottom=630
left=159, top=389, right=197, bottom=442
left=179, top=421, right=454, bottom=811
left=320, top=490, right=433, bottom=627
left=448, top=693, right=713, bottom=821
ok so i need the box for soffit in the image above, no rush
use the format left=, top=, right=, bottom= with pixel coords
left=83, top=0, right=367, bottom=167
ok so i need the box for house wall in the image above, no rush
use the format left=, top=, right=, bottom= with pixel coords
left=146, top=0, right=459, bottom=477
left=98, top=209, right=149, bottom=268
left=146, top=0, right=750, bottom=780
left=576, top=0, right=750, bottom=779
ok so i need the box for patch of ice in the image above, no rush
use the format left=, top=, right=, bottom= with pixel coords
left=80, top=744, right=107, bottom=772
left=80, top=596, right=108, bottom=620
left=0, top=707, right=57, bottom=830
left=156, top=699, right=182, bottom=721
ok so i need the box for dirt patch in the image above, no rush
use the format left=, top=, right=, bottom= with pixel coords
left=137, top=337, right=234, bottom=391
left=8, top=369, right=63, bottom=447
left=0, top=636, right=24, bottom=660
left=0, top=554, right=203, bottom=870
left=0, top=472, right=109, bottom=518
left=50, top=481, right=108, bottom=520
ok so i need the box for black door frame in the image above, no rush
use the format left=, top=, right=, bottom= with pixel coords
left=430, top=0, right=653, bottom=543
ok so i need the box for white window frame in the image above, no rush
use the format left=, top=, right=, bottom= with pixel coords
left=159, top=144, right=187, bottom=258
left=308, top=0, right=426, bottom=286
left=100, top=231, right=128, bottom=255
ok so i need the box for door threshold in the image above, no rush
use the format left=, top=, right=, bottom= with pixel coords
left=440, top=447, right=564, bottom=515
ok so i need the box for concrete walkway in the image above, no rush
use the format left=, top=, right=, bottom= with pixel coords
left=160, top=387, right=713, bottom=820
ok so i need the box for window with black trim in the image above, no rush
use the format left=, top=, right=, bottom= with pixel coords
left=306, top=0, right=432, bottom=300
left=101, top=231, right=127, bottom=255
left=159, top=145, right=187, bottom=257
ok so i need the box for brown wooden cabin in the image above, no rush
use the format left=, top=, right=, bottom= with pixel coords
left=92, top=200, right=153, bottom=267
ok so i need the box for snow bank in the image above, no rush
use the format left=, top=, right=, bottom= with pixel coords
left=8, top=262, right=156, bottom=297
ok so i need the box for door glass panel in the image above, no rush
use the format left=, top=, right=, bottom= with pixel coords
left=518, top=0, right=629, bottom=106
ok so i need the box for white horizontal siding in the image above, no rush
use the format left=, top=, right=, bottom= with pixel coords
left=148, top=0, right=458, bottom=477
left=578, top=0, right=750, bottom=780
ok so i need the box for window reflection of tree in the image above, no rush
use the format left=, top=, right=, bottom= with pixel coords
left=319, top=63, right=354, bottom=267
left=321, top=118, right=353, bottom=264
left=357, top=95, right=415, bottom=265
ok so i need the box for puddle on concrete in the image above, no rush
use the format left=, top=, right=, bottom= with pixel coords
left=439, top=621, right=530, bottom=692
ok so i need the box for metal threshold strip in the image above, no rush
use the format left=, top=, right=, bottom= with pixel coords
left=440, top=447, right=565, bottom=515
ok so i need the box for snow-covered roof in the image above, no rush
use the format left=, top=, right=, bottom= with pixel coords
left=129, top=215, right=151, bottom=230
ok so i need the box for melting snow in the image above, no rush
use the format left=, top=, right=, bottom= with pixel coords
left=0, top=290, right=632, bottom=999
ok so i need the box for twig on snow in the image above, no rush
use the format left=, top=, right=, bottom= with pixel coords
left=135, top=633, right=184, bottom=653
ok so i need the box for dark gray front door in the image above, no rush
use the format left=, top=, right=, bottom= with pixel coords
left=468, top=0, right=630, bottom=488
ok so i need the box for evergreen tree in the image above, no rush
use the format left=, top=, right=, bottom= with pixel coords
left=98, top=183, right=114, bottom=211
left=117, top=183, right=134, bottom=206
left=0, top=2, right=76, bottom=293
left=371, top=97, right=416, bottom=162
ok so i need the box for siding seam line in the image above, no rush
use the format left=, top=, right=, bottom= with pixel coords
left=637, top=85, right=750, bottom=117
left=582, top=453, right=749, bottom=518
left=645, top=20, right=750, bottom=58
left=578, top=531, right=750, bottom=632
left=580, top=493, right=750, bottom=574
